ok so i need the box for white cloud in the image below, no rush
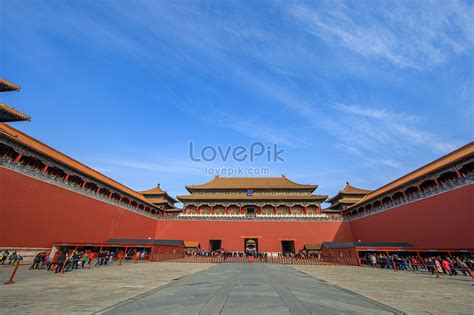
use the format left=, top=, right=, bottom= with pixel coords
left=332, top=103, right=457, bottom=154
left=287, top=0, right=474, bottom=69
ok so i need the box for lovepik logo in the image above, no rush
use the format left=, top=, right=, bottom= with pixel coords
left=189, top=142, right=285, bottom=163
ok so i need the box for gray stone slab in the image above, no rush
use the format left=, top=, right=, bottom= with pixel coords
left=107, top=263, right=401, bottom=314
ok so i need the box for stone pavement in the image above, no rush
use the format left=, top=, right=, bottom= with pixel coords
left=107, top=263, right=398, bottom=314
left=0, top=261, right=213, bottom=314
left=293, top=265, right=474, bottom=314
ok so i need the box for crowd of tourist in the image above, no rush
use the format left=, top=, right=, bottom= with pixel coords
left=0, top=250, right=24, bottom=265
left=363, top=253, right=473, bottom=276
left=184, top=250, right=321, bottom=260
left=1, top=248, right=148, bottom=274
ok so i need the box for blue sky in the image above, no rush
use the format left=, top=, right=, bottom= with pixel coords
left=1, top=0, right=473, bottom=204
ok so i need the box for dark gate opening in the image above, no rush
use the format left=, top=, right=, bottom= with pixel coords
left=244, top=238, right=258, bottom=256
left=209, top=239, right=222, bottom=251
left=281, top=240, right=295, bottom=254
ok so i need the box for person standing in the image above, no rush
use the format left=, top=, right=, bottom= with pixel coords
left=81, top=252, right=89, bottom=268
left=55, top=251, right=66, bottom=273
left=1, top=250, right=9, bottom=265
left=442, top=258, right=452, bottom=276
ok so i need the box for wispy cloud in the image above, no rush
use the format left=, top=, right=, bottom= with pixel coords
left=332, top=103, right=457, bottom=154
left=287, top=0, right=474, bottom=69
left=5, top=0, right=471, bottom=187
left=92, top=158, right=204, bottom=176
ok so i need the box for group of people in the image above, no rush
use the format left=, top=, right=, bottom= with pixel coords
left=364, top=253, right=473, bottom=276
left=26, top=248, right=147, bottom=273
left=184, top=250, right=320, bottom=260
left=0, top=250, right=24, bottom=265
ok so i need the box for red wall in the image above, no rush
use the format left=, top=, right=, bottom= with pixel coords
left=0, top=167, right=157, bottom=248
left=350, top=184, right=474, bottom=249
left=155, top=220, right=353, bottom=252
left=2, top=165, right=472, bottom=251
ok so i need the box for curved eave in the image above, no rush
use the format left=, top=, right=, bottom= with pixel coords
left=0, top=79, right=21, bottom=92
left=345, top=142, right=474, bottom=211
left=185, top=176, right=318, bottom=192
left=0, top=103, right=30, bottom=122
left=177, top=194, right=328, bottom=202
left=325, top=192, right=343, bottom=204
left=0, top=123, right=159, bottom=210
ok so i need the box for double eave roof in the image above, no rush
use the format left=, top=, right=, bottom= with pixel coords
left=326, top=182, right=371, bottom=204
left=177, top=194, right=328, bottom=201
left=185, top=176, right=318, bottom=192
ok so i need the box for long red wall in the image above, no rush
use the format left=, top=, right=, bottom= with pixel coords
left=350, top=184, right=474, bottom=249
left=0, top=167, right=157, bottom=248
left=155, top=220, right=353, bottom=252
left=2, top=165, right=472, bottom=251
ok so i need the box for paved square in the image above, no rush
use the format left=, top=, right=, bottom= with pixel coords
left=0, top=262, right=213, bottom=314
left=107, top=263, right=397, bottom=314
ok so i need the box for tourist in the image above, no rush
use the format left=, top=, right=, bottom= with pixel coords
left=411, top=256, right=419, bottom=271
left=29, top=252, right=44, bottom=270
left=88, top=251, right=95, bottom=266
left=71, top=251, right=81, bottom=269
left=81, top=251, right=89, bottom=268
left=43, top=255, right=52, bottom=270
left=8, top=251, right=17, bottom=265
left=0, top=250, right=9, bottom=265
left=441, top=258, right=452, bottom=276
left=55, top=251, right=66, bottom=273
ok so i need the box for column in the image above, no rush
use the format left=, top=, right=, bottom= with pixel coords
left=288, top=205, right=292, bottom=215
left=64, top=174, right=70, bottom=181
left=224, top=206, right=228, bottom=214
left=14, top=152, right=23, bottom=162
left=239, top=205, right=243, bottom=214
left=41, top=165, right=49, bottom=173
left=274, top=206, right=277, bottom=215
left=197, top=206, right=201, bottom=214
left=303, top=205, right=307, bottom=215
left=211, top=206, right=215, bottom=215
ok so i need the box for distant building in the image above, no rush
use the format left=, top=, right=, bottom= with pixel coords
left=0, top=78, right=30, bottom=122
left=325, top=182, right=371, bottom=213
left=139, top=184, right=181, bottom=216
left=177, top=176, right=327, bottom=217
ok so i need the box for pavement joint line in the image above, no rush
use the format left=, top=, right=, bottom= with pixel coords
left=198, top=265, right=243, bottom=315
left=96, top=264, right=216, bottom=314
left=264, top=265, right=311, bottom=315
left=293, top=267, right=406, bottom=315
